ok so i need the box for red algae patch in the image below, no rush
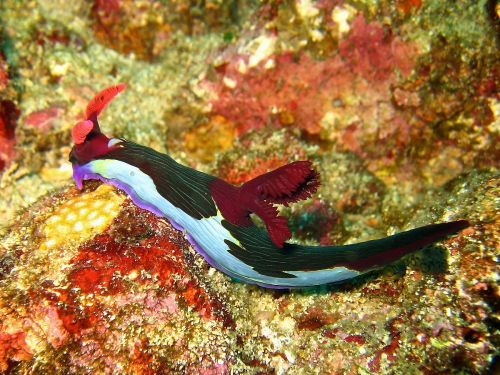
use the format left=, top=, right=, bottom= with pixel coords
left=297, top=307, right=336, bottom=331
left=69, top=235, right=185, bottom=295
left=368, top=316, right=403, bottom=372
left=203, top=14, right=418, bottom=147
left=344, top=334, right=366, bottom=345
left=0, top=99, right=19, bottom=172
left=0, top=186, right=237, bottom=372
left=66, top=200, right=234, bottom=326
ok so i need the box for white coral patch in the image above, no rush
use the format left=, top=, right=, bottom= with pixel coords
left=332, top=5, right=357, bottom=37
left=296, top=0, right=320, bottom=18
left=245, top=35, right=277, bottom=68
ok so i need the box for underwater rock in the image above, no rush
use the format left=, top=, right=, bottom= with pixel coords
left=91, top=0, right=172, bottom=61
left=91, top=0, right=249, bottom=61
left=0, top=0, right=498, bottom=372
left=0, top=182, right=235, bottom=373
left=288, top=199, right=345, bottom=246
left=202, top=3, right=498, bottom=187
left=0, top=170, right=498, bottom=373
left=202, top=14, right=421, bottom=177
left=184, top=115, right=236, bottom=163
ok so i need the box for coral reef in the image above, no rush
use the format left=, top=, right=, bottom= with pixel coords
left=201, top=1, right=498, bottom=187
left=0, top=30, right=19, bottom=174
left=1, top=182, right=236, bottom=373
left=0, top=0, right=498, bottom=372
left=1, top=171, right=498, bottom=373
left=91, top=0, right=251, bottom=61
left=202, top=13, right=418, bottom=142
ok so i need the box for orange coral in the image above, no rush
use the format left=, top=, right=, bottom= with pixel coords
left=0, top=331, right=32, bottom=372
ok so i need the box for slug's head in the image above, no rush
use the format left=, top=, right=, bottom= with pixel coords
left=69, top=83, right=126, bottom=165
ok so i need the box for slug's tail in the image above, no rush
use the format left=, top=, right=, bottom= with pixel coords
left=223, top=219, right=470, bottom=288
left=316, top=219, right=471, bottom=272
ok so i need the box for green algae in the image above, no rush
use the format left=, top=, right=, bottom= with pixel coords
left=408, top=0, right=496, bottom=51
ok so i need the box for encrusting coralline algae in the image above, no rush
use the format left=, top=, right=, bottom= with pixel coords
left=0, top=0, right=498, bottom=373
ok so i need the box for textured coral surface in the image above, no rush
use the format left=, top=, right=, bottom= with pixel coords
left=0, top=0, right=498, bottom=373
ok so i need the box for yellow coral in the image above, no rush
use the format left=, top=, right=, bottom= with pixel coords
left=184, top=115, right=236, bottom=162
left=40, top=184, right=124, bottom=251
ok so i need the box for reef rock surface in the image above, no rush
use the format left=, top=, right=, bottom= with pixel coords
left=1, top=172, right=498, bottom=373
left=0, top=0, right=499, bottom=373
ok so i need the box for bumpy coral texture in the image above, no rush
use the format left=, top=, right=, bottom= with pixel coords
left=40, top=184, right=125, bottom=250
left=0, top=0, right=498, bottom=372
left=1, top=184, right=235, bottom=372
left=204, top=15, right=417, bottom=163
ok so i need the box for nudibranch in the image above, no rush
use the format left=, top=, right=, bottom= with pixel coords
left=69, top=84, right=469, bottom=289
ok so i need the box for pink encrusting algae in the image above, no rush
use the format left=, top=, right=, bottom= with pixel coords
left=24, top=106, right=62, bottom=133
left=1, top=186, right=237, bottom=372
left=203, top=15, right=418, bottom=164
left=65, top=200, right=234, bottom=328
left=338, top=15, right=416, bottom=82
left=0, top=100, right=19, bottom=172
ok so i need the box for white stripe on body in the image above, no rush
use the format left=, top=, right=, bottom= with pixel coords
left=82, top=159, right=359, bottom=287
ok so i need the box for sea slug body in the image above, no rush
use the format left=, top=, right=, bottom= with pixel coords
left=69, top=84, right=469, bottom=289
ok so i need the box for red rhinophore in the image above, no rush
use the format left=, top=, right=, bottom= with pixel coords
left=70, top=83, right=126, bottom=158
left=211, top=160, right=320, bottom=248
left=85, top=83, right=126, bottom=119
left=71, top=120, right=94, bottom=144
